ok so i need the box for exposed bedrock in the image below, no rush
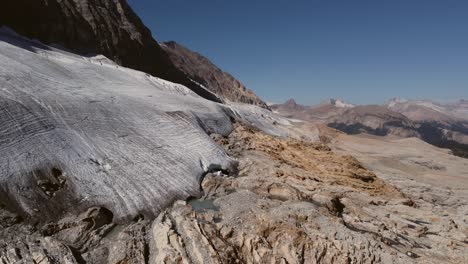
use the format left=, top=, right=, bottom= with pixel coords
left=161, top=41, right=270, bottom=109
left=2, top=125, right=466, bottom=263
left=147, top=125, right=467, bottom=263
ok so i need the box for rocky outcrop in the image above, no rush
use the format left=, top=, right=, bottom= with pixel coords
left=0, top=205, right=151, bottom=264
left=149, top=125, right=467, bottom=263
left=3, top=124, right=466, bottom=263
left=0, top=0, right=222, bottom=103
left=161, top=41, right=269, bottom=109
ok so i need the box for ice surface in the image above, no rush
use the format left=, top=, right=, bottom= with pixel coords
left=0, top=29, right=288, bottom=222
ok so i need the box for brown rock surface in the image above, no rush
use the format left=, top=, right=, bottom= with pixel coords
left=147, top=124, right=467, bottom=263
left=1, top=124, right=467, bottom=263
left=161, top=41, right=269, bottom=109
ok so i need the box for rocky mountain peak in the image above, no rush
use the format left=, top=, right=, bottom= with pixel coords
left=285, top=98, right=298, bottom=106
left=329, top=98, right=355, bottom=108
left=386, top=97, right=409, bottom=107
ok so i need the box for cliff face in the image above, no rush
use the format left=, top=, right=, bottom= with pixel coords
left=0, top=0, right=222, bottom=103
left=161, top=41, right=270, bottom=109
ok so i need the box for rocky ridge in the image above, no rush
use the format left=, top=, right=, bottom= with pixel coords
left=386, top=98, right=468, bottom=122
left=273, top=98, right=468, bottom=158
left=0, top=0, right=269, bottom=108
left=0, top=0, right=263, bottom=105
left=161, top=41, right=269, bottom=109
left=327, top=105, right=420, bottom=137
left=271, top=98, right=354, bottom=122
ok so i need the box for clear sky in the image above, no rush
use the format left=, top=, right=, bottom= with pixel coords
left=129, top=0, right=468, bottom=105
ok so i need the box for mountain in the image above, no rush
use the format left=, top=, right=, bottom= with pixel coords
left=273, top=98, right=468, bottom=158
left=270, top=98, right=354, bottom=121
left=161, top=41, right=269, bottom=109
left=2, top=33, right=465, bottom=261
left=0, top=30, right=412, bottom=263
left=385, top=98, right=467, bottom=123
left=0, top=28, right=295, bottom=262
left=271, top=98, right=308, bottom=112
left=0, top=0, right=233, bottom=104
left=328, top=105, right=420, bottom=137
left=329, top=98, right=355, bottom=108
left=384, top=99, right=468, bottom=156
left=1, top=1, right=467, bottom=263
left=451, top=99, right=468, bottom=119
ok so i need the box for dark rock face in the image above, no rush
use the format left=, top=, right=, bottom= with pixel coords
left=417, top=121, right=468, bottom=158
left=161, top=41, right=270, bottom=109
left=0, top=0, right=222, bottom=103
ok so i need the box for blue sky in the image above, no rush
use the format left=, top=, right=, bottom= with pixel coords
left=129, top=0, right=468, bottom=105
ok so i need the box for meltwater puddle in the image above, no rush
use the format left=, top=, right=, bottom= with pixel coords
left=187, top=198, right=219, bottom=213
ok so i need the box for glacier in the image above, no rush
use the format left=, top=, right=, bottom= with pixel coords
left=0, top=28, right=288, bottom=222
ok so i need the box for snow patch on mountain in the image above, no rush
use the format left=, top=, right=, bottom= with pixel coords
left=386, top=97, right=468, bottom=121
left=329, top=98, right=355, bottom=108
left=386, top=97, right=408, bottom=108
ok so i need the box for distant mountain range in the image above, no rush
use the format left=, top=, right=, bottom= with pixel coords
left=271, top=98, right=354, bottom=121
left=272, top=98, right=468, bottom=158
left=386, top=98, right=468, bottom=123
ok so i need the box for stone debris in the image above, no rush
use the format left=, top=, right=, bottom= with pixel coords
left=2, top=125, right=466, bottom=263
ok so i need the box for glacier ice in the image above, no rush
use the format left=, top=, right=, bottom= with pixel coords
left=0, top=29, right=289, bottom=222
